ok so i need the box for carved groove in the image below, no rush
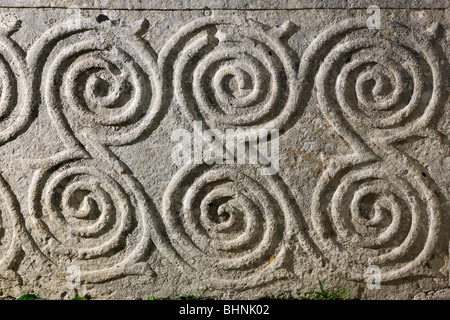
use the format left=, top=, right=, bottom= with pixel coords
left=0, top=13, right=446, bottom=293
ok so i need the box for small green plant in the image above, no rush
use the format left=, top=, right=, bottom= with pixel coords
left=172, top=283, right=206, bottom=300
left=17, top=294, right=42, bottom=300
left=71, top=296, right=87, bottom=300
left=303, top=276, right=351, bottom=300
left=147, top=296, right=157, bottom=300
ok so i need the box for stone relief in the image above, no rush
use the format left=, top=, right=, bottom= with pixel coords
left=0, top=7, right=448, bottom=299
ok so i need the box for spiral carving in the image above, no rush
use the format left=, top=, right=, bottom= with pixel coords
left=311, top=161, right=440, bottom=280
left=160, top=16, right=299, bottom=135
left=309, top=20, right=444, bottom=147
left=0, top=14, right=445, bottom=292
left=308, top=20, right=445, bottom=281
left=31, top=18, right=163, bottom=146
left=28, top=154, right=152, bottom=282
left=0, top=27, right=33, bottom=145
left=161, top=163, right=298, bottom=288
left=0, top=174, right=21, bottom=274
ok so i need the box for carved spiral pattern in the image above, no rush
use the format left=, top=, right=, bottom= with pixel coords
left=311, top=161, right=440, bottom=280
left=162, top=164, right=296, bottom=287
left=35, top=19, right=163, bottom=146
left=313, top=20, right=444, bottom=143
left=29, top=156, right=151, bottom=282
left=0, top=174, right=21, bottom=273
left=308, top=20, right=445, bottom=281
left=162, top=17, right=298, bottom=134
left=0, top=15, right=445, bottom=289
left=0, top=31, right=32, bottom=145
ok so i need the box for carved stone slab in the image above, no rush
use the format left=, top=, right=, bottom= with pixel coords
left=0, top=1, right=448, bottom=299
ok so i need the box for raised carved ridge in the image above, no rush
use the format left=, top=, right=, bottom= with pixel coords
left=0, top=12, right=446, bottom=294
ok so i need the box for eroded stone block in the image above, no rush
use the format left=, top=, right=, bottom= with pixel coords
left=0, top=1, right=448, bottom=299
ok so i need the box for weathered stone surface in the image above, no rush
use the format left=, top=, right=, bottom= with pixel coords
left=0, top=1, right=448, bottom=300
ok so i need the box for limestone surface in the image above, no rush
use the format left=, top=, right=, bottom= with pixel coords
left=0, top=1, right=448, bottom=300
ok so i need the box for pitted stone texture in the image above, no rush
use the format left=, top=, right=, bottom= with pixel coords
left=0, top=0, right=447, bottom=9
left=0, top=2, right=448, bottom=300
